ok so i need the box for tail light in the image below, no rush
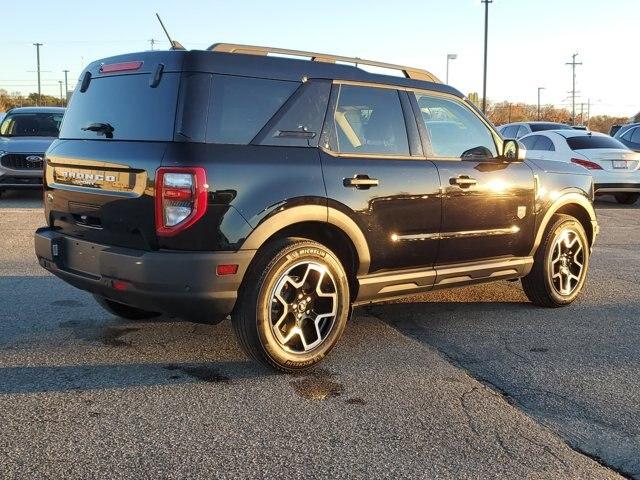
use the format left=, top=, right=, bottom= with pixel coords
left=155, top=167, right=208, bottom=236
left=571, top=158, right=603, bottom=170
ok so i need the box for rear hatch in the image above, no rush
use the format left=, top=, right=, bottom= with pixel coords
left=45, top=52, right=184, bottom=250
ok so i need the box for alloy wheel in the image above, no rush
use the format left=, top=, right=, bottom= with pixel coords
left=269, top=261, right=338, bottom=354
left=548, top=228, right=585, bottom=296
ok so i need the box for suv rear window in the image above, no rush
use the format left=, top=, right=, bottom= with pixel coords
left=0, top=112, right=63, bottom=137
left=60, top=73, right=180, bottom=141
left=566, top=135, right=627, bottom=150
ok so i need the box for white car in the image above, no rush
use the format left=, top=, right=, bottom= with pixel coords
left=520, top=130, right=640, bottom=205
left=498, top=121, right=574, bottom=139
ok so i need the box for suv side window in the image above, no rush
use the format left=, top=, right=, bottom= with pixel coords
left=516, top=125, right=530, bottom=138
left=630, top=127, right=640, bottom=145
left=331, top=85, right=410, bottom=156
left=206, top=75, right=299, bottom=145
left=413, top=92, right=497, bottom=158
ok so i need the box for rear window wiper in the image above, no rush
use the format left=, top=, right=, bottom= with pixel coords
left=82, top=122, right=114, bottom=139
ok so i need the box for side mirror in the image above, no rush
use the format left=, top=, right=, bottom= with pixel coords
left=502, top=139, right=526, bottom=162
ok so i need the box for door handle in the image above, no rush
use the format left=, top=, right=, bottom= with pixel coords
left=343, top=175, right=379, bottom=189
left=450, top=175, right=477, bottom=188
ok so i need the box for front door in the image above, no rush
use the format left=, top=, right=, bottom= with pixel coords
left=410, top=90, right=536, bottom=265
left=319, top=84, right=441, bottom=273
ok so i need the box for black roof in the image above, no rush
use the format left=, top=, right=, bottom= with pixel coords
left=82, top=49, right=465, bottom=99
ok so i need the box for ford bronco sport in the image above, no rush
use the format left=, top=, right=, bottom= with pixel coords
left=35, top=44, right=599, bottom=371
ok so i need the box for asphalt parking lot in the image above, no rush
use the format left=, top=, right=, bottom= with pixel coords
left=0, top=190, right=637, bottom=479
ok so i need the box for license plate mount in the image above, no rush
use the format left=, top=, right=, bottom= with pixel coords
left=613, top=160, right=627, bottom=169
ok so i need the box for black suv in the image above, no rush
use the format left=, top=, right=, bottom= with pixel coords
left=35, top=44, right=599, bottom=371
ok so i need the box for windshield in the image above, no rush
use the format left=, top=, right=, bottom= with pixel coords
left=0, top=112, right=63, bottom=137
left=566, top=135, right=628, bottom=150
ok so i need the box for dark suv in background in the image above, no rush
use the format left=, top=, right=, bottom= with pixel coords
left=35, top=44, right=598, bottom=371
left=0, top=106, right=65, bottom=196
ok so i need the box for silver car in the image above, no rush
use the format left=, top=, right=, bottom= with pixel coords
left=0, top=107, right=65, bottom=196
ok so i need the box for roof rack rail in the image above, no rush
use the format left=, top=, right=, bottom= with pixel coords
left=208, top=43, right=441, bottom=83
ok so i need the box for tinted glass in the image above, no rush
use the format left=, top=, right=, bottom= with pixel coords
left=414, top=93, right=497, bottom=158
left=516, top=125, right=530, bottom=138
left=175, top=72, right=212, bottom=143
left=60, top=73, right=180, bottom=141
left=520, top=135, right=539, bottom=150
left=535, top=136, right=555, bottom=151
left=530, top=123, right=572, bottom=132
left=333, top=85, right=409, bottom=155
left=259, top=80, right=331, bottom=148
left=566, top=135, right=628, bottom=150
left=206, top=75, right=298, bottom=145
left=630, top=128, right=640, bottom=144
left=621, top=127, right=635, bottom=141
left=0, top=112, right=63, bottom=137
left=502, top=125, right=518, bottom=138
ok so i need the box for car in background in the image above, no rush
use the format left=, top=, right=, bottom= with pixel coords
left=613, top=122, right=640, bottom=152
left=498, top=121, right=573, bottom=139
left=520, top=130, right=640, bottom=204
left=0, top=106, right=65, bottom=196
left=0, top=113, right=5, bottom=123
left=610, top=124, right=624, bottom=137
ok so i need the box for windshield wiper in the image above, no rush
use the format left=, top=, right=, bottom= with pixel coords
left=82, top=122, right=114, bottom=139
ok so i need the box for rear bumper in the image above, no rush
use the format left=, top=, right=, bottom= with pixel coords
left=34, top=227, right=255, bottom=320
left=594, top=182, right=640, bottom=194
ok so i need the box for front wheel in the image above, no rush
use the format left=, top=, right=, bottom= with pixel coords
left=522, top=214, right=589, bottom=307
left=232, top=238, right=350, bottom=372
left=614, top=193, right=640, bottom=205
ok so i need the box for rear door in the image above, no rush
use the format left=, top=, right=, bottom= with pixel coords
left=410, top=90, right=536, bottom=265
left=45, top=55, right=181, bottom=250
left=319, top=83, right=441, bottom=273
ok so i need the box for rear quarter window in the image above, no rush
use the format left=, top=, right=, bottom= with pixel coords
left=206, top=75, right=299, bottom=144
left=566, top=135, right=628, bottom=150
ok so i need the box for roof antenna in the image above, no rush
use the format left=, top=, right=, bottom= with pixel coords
left=155, top=13, right=185, bottom=50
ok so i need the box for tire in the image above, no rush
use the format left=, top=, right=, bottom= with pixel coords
left=93, top=294, right=162, bottom=320
left=232, top=238, right=350, bottom=372
left=614, top=193, right=640, bottom=205
left=522, top=214, right=589, bottom=308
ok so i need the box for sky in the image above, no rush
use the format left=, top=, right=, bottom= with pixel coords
left=2, top=0, right=638, bottom=117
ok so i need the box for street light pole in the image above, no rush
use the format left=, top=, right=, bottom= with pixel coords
left=33, top=43, right=43, bottom=106
left=481, top=0, right=492, bottom=113
left=537, top=87, right=545, bottom=120
left=58, top=81, right=64, bottom=106
left=446, top=53, right=457, bottom=84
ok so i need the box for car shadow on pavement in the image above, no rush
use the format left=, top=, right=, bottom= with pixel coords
left=0, top=360, right=275, bottom=395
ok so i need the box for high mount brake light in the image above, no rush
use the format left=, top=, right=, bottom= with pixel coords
left=571, top=158, right=603, bottom=170
left=99, top=61, right=143, bottom=74
left=155, top=167, right=208, bottom=236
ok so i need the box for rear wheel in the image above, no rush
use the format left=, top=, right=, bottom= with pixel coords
left=93, top=294, right=161, bottom=320
left=614, top=193, right=640, bottom=205
left=522, top=214, right=589, bottom=307
left=232, top=238, right=350, bottom=372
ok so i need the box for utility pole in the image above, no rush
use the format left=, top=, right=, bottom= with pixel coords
left=149, top=38, right=157, bottom=50
left=537, top=87, right=545, bottom=121
left=580, top=102, right=585, bottom=126
left=566, top=53, right=582, bottom=125
left=586, top=99, right=591, bottom=128
left=446, top=53, right=457, bottom=84
left=481, top=0, right=493, bottom=113
left=33, top=43, right=43, bottom=106
left=58, top=81, right=64, bottom=106
left=63, top=69, right=69, bottom=102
